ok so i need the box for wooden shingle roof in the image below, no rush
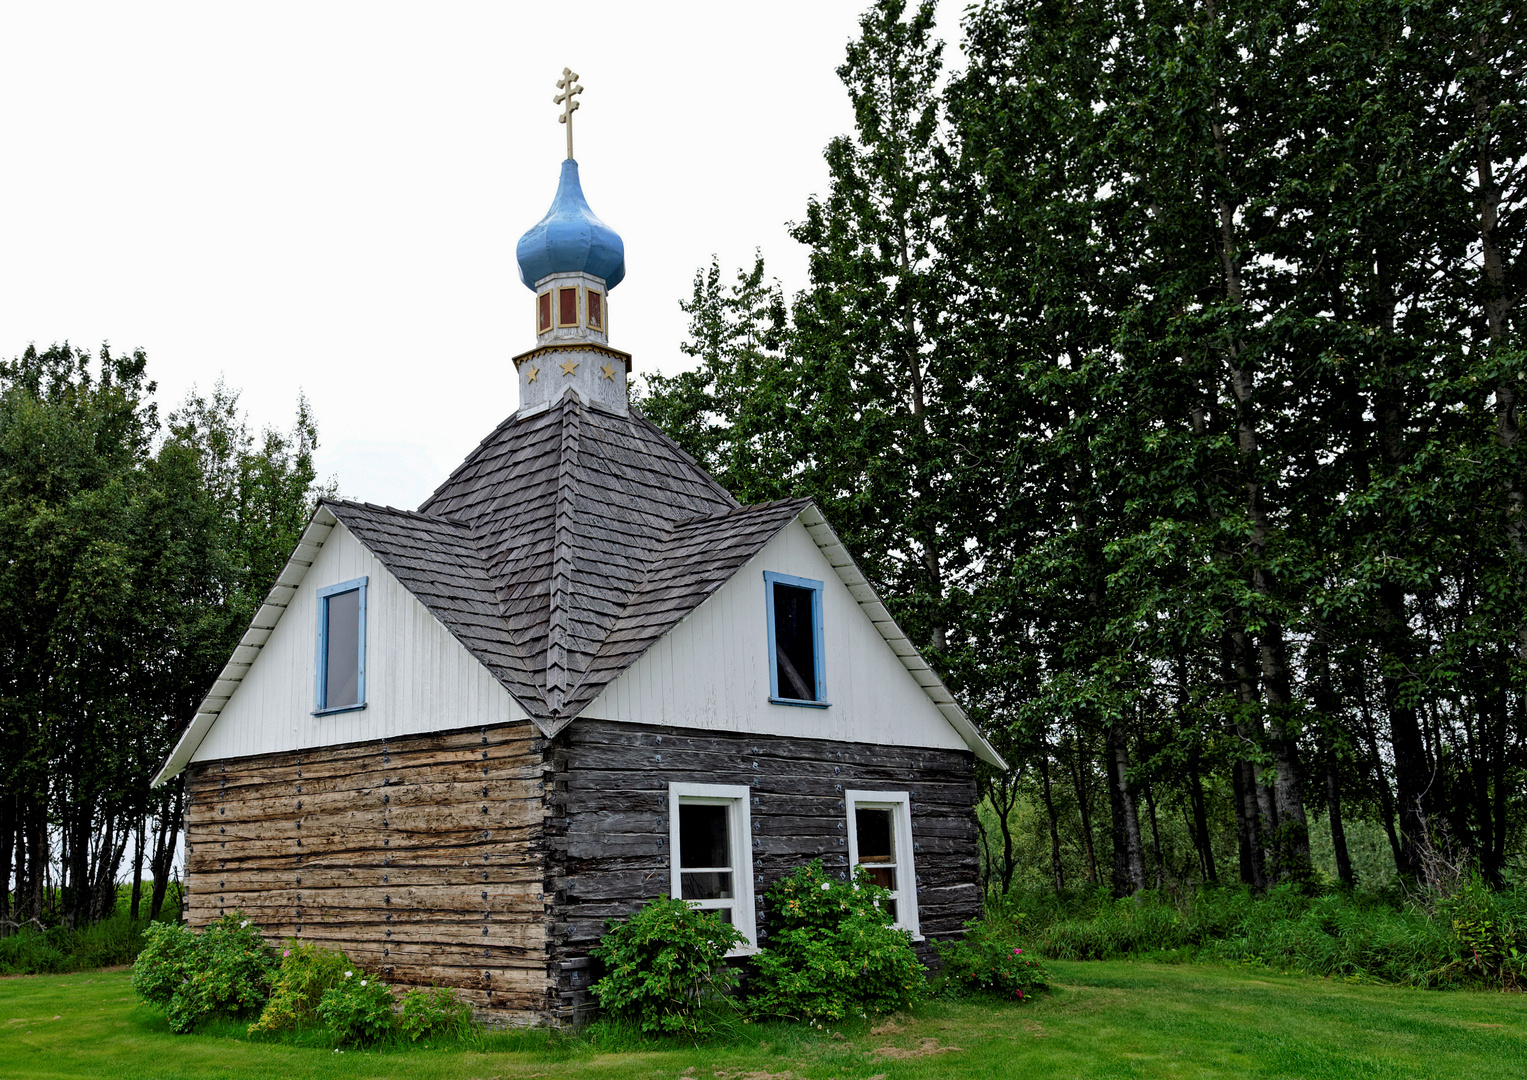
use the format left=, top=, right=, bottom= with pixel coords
left=325, top=392, right=805, bottom=733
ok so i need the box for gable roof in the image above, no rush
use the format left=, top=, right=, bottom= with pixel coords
left=154, top=390, right=1002, bottom=784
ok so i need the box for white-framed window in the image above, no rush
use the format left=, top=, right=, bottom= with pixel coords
left=668, top=782, right=757, bottom=952
left=845, top=790, right=920, bottom=938
left=314, top=577, right=367, bottom=715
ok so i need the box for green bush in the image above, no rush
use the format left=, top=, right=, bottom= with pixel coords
left=748, top=862, right=924, bottom=1023
left=1435, top=876, right=1526, bottom=989
left=316, top=971, right=397, bottom=1046
left=935, top=918, right=1049, bottom=1002
left=590, top=896, right=746, bottom=1036
left=248, top=940, right=352, bottom=1036
left=130, top=913, right=273, bottom=1033
left=399, top=985, right=473, bottom=1042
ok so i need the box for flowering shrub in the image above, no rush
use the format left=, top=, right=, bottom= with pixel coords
left=591, top=896, right=746, bottom=1035
left=748, top=861, right=924, bottom=1022
left=399, top=985, right=473, bottom=1041
left=248, top=941, right=353, bottom=1036
left=316, top=970, right=397, bottom=1046
left=935, top=918, right=1049, bottom=1002
left=130, top=913, right=274, bottom=1033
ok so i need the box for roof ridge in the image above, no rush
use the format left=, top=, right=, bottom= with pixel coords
left=545, top=393, right=582, bottom=717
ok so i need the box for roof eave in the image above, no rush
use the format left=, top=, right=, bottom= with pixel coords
left=149, top=504, right=340, bottom=788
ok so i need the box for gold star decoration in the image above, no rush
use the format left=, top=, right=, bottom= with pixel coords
left=525, top=365, right=540, bottom=383
left=600, top=362, right=616, bottom=381
left=560, top=359, right=579, bottom=376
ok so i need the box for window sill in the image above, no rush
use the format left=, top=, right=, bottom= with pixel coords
left=769, top=696, right=831, bottom=709
left=725, top=943, right=761, bottom=958
left=313, top=703, right=367, bottom=717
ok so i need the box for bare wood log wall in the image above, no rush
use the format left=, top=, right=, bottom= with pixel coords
left=184, top=721, right=551, bottom=1016
left=186, top=716, right=981, bottom=1025
left=545, top=719, right=980, bottom=1020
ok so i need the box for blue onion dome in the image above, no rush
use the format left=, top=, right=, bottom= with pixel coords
left=515, top=159, right=626, bottom=290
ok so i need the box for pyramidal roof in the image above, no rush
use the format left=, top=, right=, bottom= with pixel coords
left=325, top=392, right=809, bottom=730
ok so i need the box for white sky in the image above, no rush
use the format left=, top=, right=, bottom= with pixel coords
left=1, top=1, right=965, bottom=510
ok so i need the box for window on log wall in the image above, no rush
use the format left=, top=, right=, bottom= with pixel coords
left=315, top=576, right=368, bottom=714
left=668, top=782, right=756, bottom=952
left=845, top=790, right=920, bottom=938
left=764, top=571, right=827, bottom=707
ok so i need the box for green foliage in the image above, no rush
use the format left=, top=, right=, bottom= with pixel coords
left=398, top=985, right=473, bottom=1042
left=1435, top=876, right=1527, bottom=989
left=130, top=913, right=273, bottom=1033
left=1004, top=883, right=1527, bottom=990
left=247, top=940, right=352, bottom=1036
left=315, top=970, right=397, bottom=1047
left=0, top=888, right=183, bottom=975
left=590, top=896, right=746, bottom=1036
left=747, top=862, right=924, bottom=1022
left=934, top=918, right=1049, bottom=1002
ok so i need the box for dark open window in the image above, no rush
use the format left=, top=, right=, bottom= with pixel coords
left=316, top=577, right=367, bottom=714
left=847, top=791, right=918, bottom=935
left=764, top=572, right=826, bottom=706
left=669, top=783, right=756, bottom=949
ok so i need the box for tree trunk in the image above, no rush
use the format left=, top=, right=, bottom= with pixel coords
left=1068, top=738, right=1100, bottom=887
left=130, top=812, right=146, bottom=921
left=148, top=784, right=185, bottom=921
left=1037, top=747, right=1065, bottom=893
left=1105, top=724, right=1147, bottom=896
left=1187, top=749, right=1219, bottom=884
left=1324, top=739, right=1354, bottom=888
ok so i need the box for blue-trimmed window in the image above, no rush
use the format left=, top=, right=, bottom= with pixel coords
left=764, top=571, right=827, bottom=707
left=315, top=577, right=367, bottom=714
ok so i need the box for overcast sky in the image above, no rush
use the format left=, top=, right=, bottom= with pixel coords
left=2, top=1, right=966, bottom=510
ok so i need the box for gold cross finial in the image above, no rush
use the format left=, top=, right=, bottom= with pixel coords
left=553, top=68, right=583, bottom=160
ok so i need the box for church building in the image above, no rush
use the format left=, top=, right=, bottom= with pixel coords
left=153, top=75, right=1002, bottom=1024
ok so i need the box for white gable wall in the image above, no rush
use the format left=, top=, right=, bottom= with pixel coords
left=584, top=519, right=969, bottom=753
left=190, top=521, right=527, bottom=764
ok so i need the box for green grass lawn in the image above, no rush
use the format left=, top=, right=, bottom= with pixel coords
left=2, top=961, right=1523, bottom=1080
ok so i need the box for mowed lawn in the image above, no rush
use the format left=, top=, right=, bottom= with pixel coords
left=2, top=960, right=1523, bottom=1080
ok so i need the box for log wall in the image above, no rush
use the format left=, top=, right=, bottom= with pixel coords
left=184, top=721, right=552, bottom=1017
left=545, top=719, right=980, bottom=1021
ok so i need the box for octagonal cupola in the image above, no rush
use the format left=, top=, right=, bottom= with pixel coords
left=512, top=69, right=631, bottom=415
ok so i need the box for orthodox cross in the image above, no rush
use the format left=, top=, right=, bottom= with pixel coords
left=554, top=68, right=582, bottom=160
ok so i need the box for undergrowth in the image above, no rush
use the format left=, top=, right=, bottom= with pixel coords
left=999, top=878, right=1526, bottom=988
left=0, top=884, right=183, bottom=975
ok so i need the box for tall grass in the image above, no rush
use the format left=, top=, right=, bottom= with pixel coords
left=0, top=883, right=183, bottom=975
left=994, top=881, right=1526, bottom=988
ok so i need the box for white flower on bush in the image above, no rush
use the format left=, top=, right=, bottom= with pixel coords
left=344, top=970, right=353, bottom=979
left=360, top=980, right=367, bottom=987
left=872, top=898, right=880, bottom=909
left=821, top=882, right=832, bottom=892
left=239, top=919, right=249, bottom=928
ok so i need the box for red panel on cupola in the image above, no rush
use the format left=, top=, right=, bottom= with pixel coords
left=538, top=292, right=552, bottom=333
left=587, top=290, right=602, bottom=330
left=559, top=288, right=579, bottom=327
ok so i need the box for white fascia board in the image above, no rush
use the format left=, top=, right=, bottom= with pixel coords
left=150, top=505, right=337, bottom=788
left=794, top=504, right=1007, bottom=770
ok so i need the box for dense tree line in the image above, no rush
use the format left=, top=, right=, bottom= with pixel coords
left=640, top=0, right=1525, bottom=893
left=0, top=344, right=326, bottom=929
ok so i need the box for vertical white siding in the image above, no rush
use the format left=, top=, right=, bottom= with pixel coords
left=584, top=520, right=968, bottom=752
left=191, top=523, right=526, bottom=763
